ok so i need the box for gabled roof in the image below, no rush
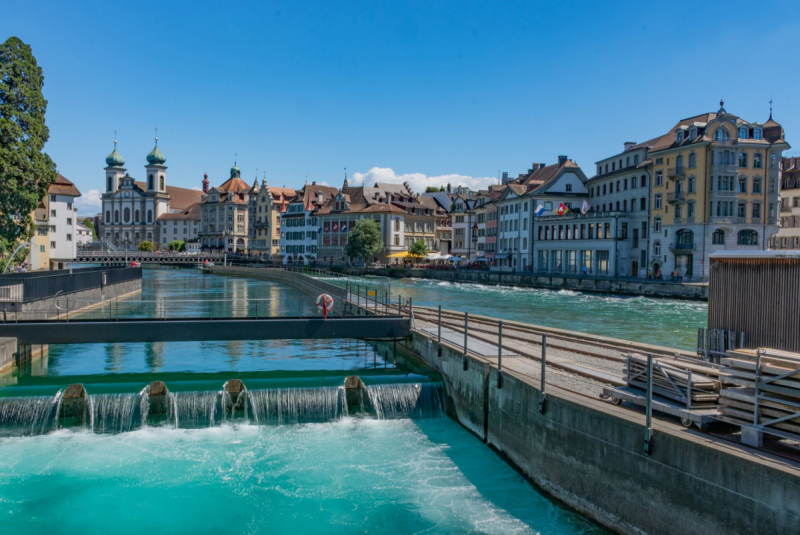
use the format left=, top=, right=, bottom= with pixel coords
left=157, top=202, right=201, bottom=221
left=522, top=159, right=586, bottom=197
left=48, top=174, right=81, bottom=197
left=132, top=181, right=203, bottom=210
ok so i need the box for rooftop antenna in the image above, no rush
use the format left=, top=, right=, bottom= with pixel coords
left=113, top=130, right=117, bottom=147
left=155, top=127, right=158, bottom=145
left=769, top=98, right=773, bottom=120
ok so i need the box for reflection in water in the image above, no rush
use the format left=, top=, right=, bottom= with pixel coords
left=143, top=342, right=165, bottom=373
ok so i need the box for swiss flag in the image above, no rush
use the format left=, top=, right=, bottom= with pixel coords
left=557, top=203, right=569, bottom=216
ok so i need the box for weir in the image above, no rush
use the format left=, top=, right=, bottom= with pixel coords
left=0, top=378, right=446, bottom=436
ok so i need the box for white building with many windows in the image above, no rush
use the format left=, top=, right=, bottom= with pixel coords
left=47, top=174, right=81, bottom=269
left=279, top=183, right=337, bottom=264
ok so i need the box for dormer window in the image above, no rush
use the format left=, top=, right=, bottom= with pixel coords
left=676, top=130, right=684, bottom=143
left=688, top=127, right=697, bottom=140
left=753, top=128, right=762, bottom=140
left=739, top=127, right=748, bottom=139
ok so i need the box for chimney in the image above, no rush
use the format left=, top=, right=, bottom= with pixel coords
left=558, top=155, right=568, bottom=167
left=312, top=181, right=316, bottom=185
left=202, top=172, right=209, bottom=194
left=624, top=141, right=636, bottom=151
left=501, top=172, right=509, bottom=184
left=539, top=163, right=545, bottom=170
left=531, top=163, right=539, bottom=171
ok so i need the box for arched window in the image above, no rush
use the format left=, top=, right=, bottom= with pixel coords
left=106, top=210, right=111, bottom=222
left=160, top=176, right=165, bottom=190
left=753, top=153, right=762, bottom=169
left=676, top=130, right=684, bottom=143
left=653, top=241, right=661, bottom=256
left=107, top=177, right=113, bottom=191
left=737, top=229, right=758, bottom=245
left=148, top=174, right=154, bottom=190
left=714, top=128, right=729, bottom=142
left=770, top=154, right=777, bottom=168
left=739, top=152, right=748, bottom=168
left=124, top=208, right=130, bottom=222
left=676, top=155, right=684, bottom=171
left=147, top=210, right=153, bottom=223
left=753, top=128, right=762, bottom=140
left=135, top=210, right=140, bottom=223
left=739, top=127, right=748, bottom=139
left=114, top=210, right=120, bottom=223
left=688, top=153, right=696, bottom=168
left=712, top=229, right=725, bottom=245
left=634, top=154, right=639, bottom=165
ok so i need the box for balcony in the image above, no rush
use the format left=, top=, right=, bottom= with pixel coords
left=710, top=190, right=738, bottom=200
left=710, top=216, right=736, bottom=224
left=667, top=167, right=685, bottom=179
left=669, top=242, right=696, bottom=252
left=667, top=191, right=685, bottom=203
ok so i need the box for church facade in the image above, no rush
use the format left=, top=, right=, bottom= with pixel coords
left=100, top=139, right=202, bottom=249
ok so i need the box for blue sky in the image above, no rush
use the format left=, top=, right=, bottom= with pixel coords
left=3, top=1, right=799, bottom=215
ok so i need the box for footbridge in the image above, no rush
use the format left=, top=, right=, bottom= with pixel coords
left=0, top=265, right=410, bottom=345
left=73, top=251, right=225, bottom=265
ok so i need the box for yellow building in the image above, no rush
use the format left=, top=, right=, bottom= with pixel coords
left=247, top=177, right=296, bottom=257
left=27, top=199, right=50, bottom=271
left=647, top=101, right=788, bottom=280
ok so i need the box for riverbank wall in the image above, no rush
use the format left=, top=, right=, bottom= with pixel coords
left=342, top=267, right=709, bottom=300
left=395, top=328, right=799, bottom=535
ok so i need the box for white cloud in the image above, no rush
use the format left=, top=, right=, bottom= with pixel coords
left=350, top=167, right=497, bottom=194
left=192, top=186, right=203, bottom=191
left=75, top=189, right=102, bottom=213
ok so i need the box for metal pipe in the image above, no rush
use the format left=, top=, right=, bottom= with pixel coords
left=437, top=305, right=442, bottom=356
left=645, top=352, right=653, bottom=455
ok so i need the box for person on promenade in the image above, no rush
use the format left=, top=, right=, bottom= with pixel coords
left=679, top=268, right=685, bottom=283
left=647, top=269, right=652, bottom=281
left=655, top=268, right=662, bottom=280
left=581, top=265, right=588, bottom=277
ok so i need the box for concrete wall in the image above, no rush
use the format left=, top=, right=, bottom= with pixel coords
left=345, top=267, right=708, bottom=300
left=0, top=337, right=15, bottom=374
left=5, top=278, right=142, bottom=320
left=401, top=329, right=799, bottom=535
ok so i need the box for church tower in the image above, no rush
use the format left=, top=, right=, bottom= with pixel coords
left=145, top=135, right=167, bottom=193
left=104, top=139, right=126, bottom=193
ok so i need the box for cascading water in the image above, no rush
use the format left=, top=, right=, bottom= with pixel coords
left=0, top=389, right=63, bottom=437
left=87, top=386, right=149, bottom=434
left=168, top=390, right=230, bottom=429
left=247, top=386, right=348, bottom=425
left=366, top=383, right=445, bottom=420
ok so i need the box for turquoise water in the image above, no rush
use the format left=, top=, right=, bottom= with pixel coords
left=0, top=419, right=604, bottom=534
left=383, top=277, right=707, bottom=350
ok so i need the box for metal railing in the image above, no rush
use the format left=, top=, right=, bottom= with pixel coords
left=0, top=266, right=141, bottom=303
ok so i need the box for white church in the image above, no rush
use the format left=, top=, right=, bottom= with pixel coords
left=101, top=138, right=202, bottom=248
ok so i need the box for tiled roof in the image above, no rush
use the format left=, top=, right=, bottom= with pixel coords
left=157, top=202, right=201, bottom=221
left=132, top=181, right=203, bottom=210
left=48, top=174, right=81, bottom=197
left=523, top=160, right=581, bottom=196
left=217, top=176, right=251, bottom=194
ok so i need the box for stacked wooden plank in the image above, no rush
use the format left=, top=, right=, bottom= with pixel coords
left=625, top=354, right=720, bottom=407
left=718, top=348, right=800, bottom=438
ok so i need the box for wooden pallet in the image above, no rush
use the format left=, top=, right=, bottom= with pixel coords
left=624, top=354, right=720, bottom=406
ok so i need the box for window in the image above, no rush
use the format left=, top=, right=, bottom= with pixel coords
left=688, top=177, right=695, bottom=193
left=687, top=202, right=695, bottom=218
left=739, top=152, right=748, bottom=168
left=753, top=128, right=762, bottom=140
left=634, top=155, right=639, bottom=165
left=51, top=241, right=56, bottom=249
left=114, top=210, right=119, bottom=223
left=566, top=184, right=572, bottom=192
left=67, top=234, right=72, bottom=241
left=737, top=202, right=746, bottom=218
left=688, top=153, right=696, bottom=168
left=653, top=241, right=661, bottom=256
left=737, top=229, right=758, bottom=245
left=676, top=155, right=684, bottom=171
left=654, top=217, right=661, bottom=232
left=147, top=210, right=153, bottom=223
left=714, top=128, right=729, bottom=142
left=770, top=154, right=777, bottom=168
left=753, top=153, right=762, bottom=169
left=124, top=208, right=130, bottom=222
left=752, top=203, right=761, bottom=219
left=739, top=127, right=748, bottom=139
left=160, top=176, right=165, bottom=190
left=655, top=171, right=663, bottom=186
left=753, top=178, right=762, bottom=193
left=654, top=194, right=663, bottom=210
left=148, top=174, right=154, bottom=190
left=655, top=157, right=663, bottom=165
left=738, top=177, right=747, bottom=193
left=676, top=130, right=684, bottom=143
left=640, top=175, right=646, bottom=188
left=712, top=229, right=725, bottom=244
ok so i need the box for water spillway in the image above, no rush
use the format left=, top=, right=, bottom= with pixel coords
left=0, top=381, right=446, bottom=436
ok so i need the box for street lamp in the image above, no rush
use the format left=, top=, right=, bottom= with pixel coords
left=3, top=241, right=30, bottom=273
left=471, top=222, right=478, bottom=263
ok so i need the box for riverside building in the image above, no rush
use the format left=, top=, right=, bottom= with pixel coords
left=248, top=178, right=296, bottom=257
left=774, top=156, right=800, bottom=249
left=279, top=182, right=337, bottom=264
left=198, top=164, right=251, bottom=252
left=647, top=101, right=788, bottom=280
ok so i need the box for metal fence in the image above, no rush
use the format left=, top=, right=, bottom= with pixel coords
left=0, top=266, right=141, bottom=303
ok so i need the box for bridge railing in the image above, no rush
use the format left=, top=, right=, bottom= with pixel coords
left=0, top=266, right=141, bottom=304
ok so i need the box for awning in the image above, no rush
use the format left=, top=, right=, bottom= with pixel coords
left=494, top=254, right=509, bottom=259
left=387, top=251, right=409, bottom=258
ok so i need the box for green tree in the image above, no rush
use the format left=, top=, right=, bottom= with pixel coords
left=82, top=218, right=97, bottom=241
left=409, top=239, right=428, bottom=265
left=425, top=186, right=441, bottom=193
left=138, top=240, right=153, bottom=252
left=0, top=37, right=57, bottom=255
left=345, top=219, right=383, bottom=266
left=167, top=240, right=186, bottom=252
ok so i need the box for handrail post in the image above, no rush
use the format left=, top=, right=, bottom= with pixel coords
left=409, top=297, right=413, bottom=322
left=497, top=320, right=503, bottom=388
left=539, top=333, right=547, bottom=414
left=437, top=305, right=442, bottom=356
left=644, top=352, right=653, bottom=455
left=463, top=312, right=469, bottom=371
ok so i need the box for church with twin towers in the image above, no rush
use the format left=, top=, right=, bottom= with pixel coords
left=100, top=136, right=203, bottom=249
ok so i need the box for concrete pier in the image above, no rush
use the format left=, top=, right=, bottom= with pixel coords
left=398, top=328, right=800, bottom=535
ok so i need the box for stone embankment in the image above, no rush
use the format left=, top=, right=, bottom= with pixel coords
left=343, top=267, right=709, bottom=300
